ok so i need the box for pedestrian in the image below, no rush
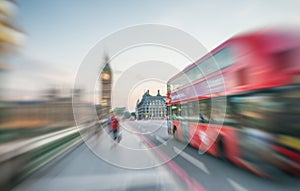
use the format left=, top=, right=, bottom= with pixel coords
left=109, top=114, right=121, bottom=145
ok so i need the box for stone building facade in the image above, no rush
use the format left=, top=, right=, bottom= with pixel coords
left=136, top=90, right=166, bottom=120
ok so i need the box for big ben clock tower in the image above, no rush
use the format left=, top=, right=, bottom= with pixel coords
left=100, top=54, right=112, bottom=118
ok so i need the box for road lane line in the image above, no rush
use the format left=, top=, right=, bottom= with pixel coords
left=227, top=178, right=249, bottom=191
left=139, top=134, right=207, bottom=191
left=155, top=136, right=167, bottom=145
left=173, top=147, right=210, bottom=175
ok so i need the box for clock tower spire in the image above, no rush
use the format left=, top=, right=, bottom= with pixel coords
left=100, top=53, right=112, bottom=119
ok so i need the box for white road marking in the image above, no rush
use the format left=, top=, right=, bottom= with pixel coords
left=155, top=136, right=167, bottom=145
left=173, top=147, right=210, bottom=174
left=227, top=178, right=249, bottom=191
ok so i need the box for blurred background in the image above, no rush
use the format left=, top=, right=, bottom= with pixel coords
left=1, top=1, right=300, bottom=191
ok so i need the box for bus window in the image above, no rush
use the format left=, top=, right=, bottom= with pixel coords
left=210, top=97, right=237, bottom=126
left=181, top=103, right=189, bottom=119
left=230, top=94, right=284, bottom=132
left=214, top=47, right=234, bottom=69
left=199, top=99, right=211, bottom=123
left=171, top=104, right=181, bottom=120
left=169, top=47, right=234, bottom=91
left=186, top=66, right=202, bottom=83
left=188, top=101, right=200, bottom=122
left=272, top=88, right=300, bottom=137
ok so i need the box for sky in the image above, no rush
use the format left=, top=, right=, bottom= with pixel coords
left=4, top=0, right=300, bottom=111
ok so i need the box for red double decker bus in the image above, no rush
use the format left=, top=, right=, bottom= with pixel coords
left=166, top=29, right=300, bottom=177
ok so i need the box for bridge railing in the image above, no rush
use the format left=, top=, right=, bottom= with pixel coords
left=0, top=120, right=103, bottom=191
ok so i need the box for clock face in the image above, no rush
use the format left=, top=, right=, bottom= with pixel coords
left=102, top=73, right=110, bottom=80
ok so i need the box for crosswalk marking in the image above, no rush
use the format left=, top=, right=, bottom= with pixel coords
left=155, top=136, right=167, bottom=145
left=173, top=147, right=210, bottom=174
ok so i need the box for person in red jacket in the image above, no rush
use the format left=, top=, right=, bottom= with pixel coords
left=109, top=114, right=120, bottom=143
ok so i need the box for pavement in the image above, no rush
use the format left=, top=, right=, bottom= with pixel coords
left=10, top=121, right=190, bottom=191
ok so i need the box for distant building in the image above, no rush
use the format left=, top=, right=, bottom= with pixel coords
left=100, top=54, right=112, bottom=119
left=0, top=97, right=76, bottom=129
left=136, top=90, right=166, bottom=120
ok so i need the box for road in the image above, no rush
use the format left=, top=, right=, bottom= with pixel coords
left=12, top=120, right=300, bottom=191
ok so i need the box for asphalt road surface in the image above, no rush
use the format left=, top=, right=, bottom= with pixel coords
left=12, top=120, right=300, bottom=191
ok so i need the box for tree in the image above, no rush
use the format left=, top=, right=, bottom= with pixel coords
left=123, top=111, right=131, bottom=119
left=113, top=107, right=126, bottom=116
left=130, top=112, right=136, bottom=119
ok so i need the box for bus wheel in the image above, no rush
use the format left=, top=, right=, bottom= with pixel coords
left=218, top=138, right=227, bottom=161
